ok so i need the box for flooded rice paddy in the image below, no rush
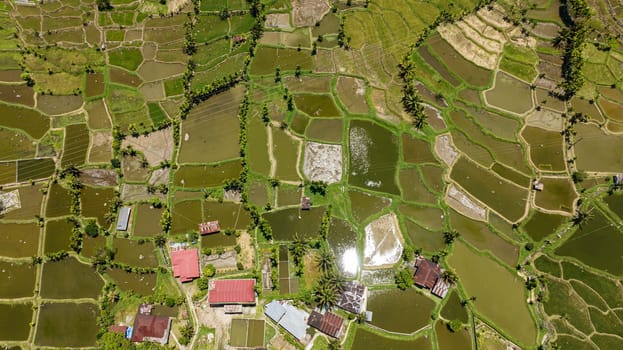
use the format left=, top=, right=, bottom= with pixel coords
left=0, top=303, right=32, bottom=341
left=555, top=209, right=623, bottom=276
left=449, top=242, right=537, bottom=345
left=40, top=257, right=104, bottom=299
left=263, top=207, right=325, bottom=240
left=450, top=157, right=528, bottom=222
left=133, top=203, right=164, bottom=237
left=107, top=268, right=157, bottom=295
left=367, top=289, right=435, bottom=334
left=328, top=218, right=359, bottom=277
left=35, top=302, right=99, bottom=347
left=522, top=210, right=567, bottom=241
left=0, top=261, right=36, bottom=298
left=485, top=72, right=533, bottom=115
left=350, top=327, right=431, bottom=350
left=0, top=222, right=39, bottom=257
left=349, top=120, right=399, bottom=195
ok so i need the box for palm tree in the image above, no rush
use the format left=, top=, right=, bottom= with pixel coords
left=315, top=246, right=336, bottom=275
left=290, top=233, right=308, bottom=265
left=328, top=339, right=342, bottom=350
left=314, top=279, right=338, bottom=309
left=571, top=208, right=593, bottom=228
left=440, top=270, right=458, bottom=285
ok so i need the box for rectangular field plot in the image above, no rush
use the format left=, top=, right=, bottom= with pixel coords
left=230, top=319, right=265, bottom=348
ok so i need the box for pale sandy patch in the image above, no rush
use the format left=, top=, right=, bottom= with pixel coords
left=303, top=142, right=342, bottom=184
left=438, top=25, right=497, bottom=69
left=446, top=184, right=487, bottom=221
left=363, top=212, right=403, bottom=268
left=525, top=109, right=564, bottom=132
left=435, top=134, right=459, bottom=167
left=265, top=13, right=292, bottom=30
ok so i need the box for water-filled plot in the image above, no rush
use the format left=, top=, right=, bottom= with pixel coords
left=171, top=200, right=203, bottom=234
left=177, top=86, right=244, bottom=163
left=40, top=256, right=104, bottom=299
left=450, top=157, right=528, bottom=223
left=0, top=261, right=36, bottom=298
left=574, top=123, right=623, bottom=172
left=521, top=210, right=567, bottom=242
left=133, top=203, right=164, bottom=237
left=328, top=219, right=359, bottom=277
left=174, top=160, right=242, bottom=188
left=0, top=222, right=39, bottom=257
left=203, top=201, right=251, bottom=230
left=435, top=320, right=473, bottom=350
left=522, top=126, right=566, bottom=171
left=485, top=72, right=533, bottom=115
left=113, top=238, right=159, bottom=268
left=350, top=327, right=432, bottom=350
left=449, top=242, right=537, bottom=346
left=81, top=185, right=116, bottom=226
left=448, top=209, right=518, bottom=267
left=534, top=177, right=577, bottom=213
left=263, top=206, right=325, bottom=241
left=44, top=218, right=73, bottom=253
left=107, top=268, right=157, bottom=296
left=35, top=302, right=99, bottom=348
left=0, top=303, right=33, bottom=341
left=348, top=120, right=400, bottom=195
left=367, top=288, right=435, bottom=334
left=555, top=209, right=623, bottom=276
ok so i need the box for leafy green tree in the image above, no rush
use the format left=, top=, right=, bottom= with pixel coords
left=203, top=264, right=216, bottom=277
left=447, top=319, right=462, bottom=333
left=98, top=332, right=135, bottom=350
left=440, top=270, right=458, bottom=284
left=395, top=267, right=414, bottom=290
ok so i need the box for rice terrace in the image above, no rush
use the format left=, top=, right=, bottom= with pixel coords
left=1, top=0, right=623, bottom=348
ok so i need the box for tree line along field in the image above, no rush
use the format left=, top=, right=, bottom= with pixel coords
left=0, top=0, right=622, bottom=349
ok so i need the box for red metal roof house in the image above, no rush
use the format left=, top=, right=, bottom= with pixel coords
left=171, top=248, right=200, bottom=283
left=208, top=279, right=256, bottom=306
left=308, top=311, right=344, bottom=338
left=131, top=314, right=172, bottom=344
left=413, top=257, right=441, bottom=289
left=199, top=221, right=220, bottom=235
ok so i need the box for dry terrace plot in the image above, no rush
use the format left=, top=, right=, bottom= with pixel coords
left=303, top=141, right=342, bottom=184
left=229, top=319, right=265, bottom=348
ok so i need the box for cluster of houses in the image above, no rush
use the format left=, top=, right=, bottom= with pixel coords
left=264, top=281, right=367, bottom=342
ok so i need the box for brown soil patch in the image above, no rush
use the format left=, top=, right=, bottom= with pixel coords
left=291, top=0, right=330, bottom=27
left=122, top=155, right=150, bottom=182
left=148, top=168, right=170, bottom=186
left=122, top=183, right=165, bottom=201
left=89, top=130, right=113, bottom=164
left=477, top=3, right=512, bottom=30
left=265, top=13, right=292, bottom=30
left=237, top=231, right=255, bottom=270
left=80, top=169, right=118, bottom=186
left=121, top=127, right=174, bottom=167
